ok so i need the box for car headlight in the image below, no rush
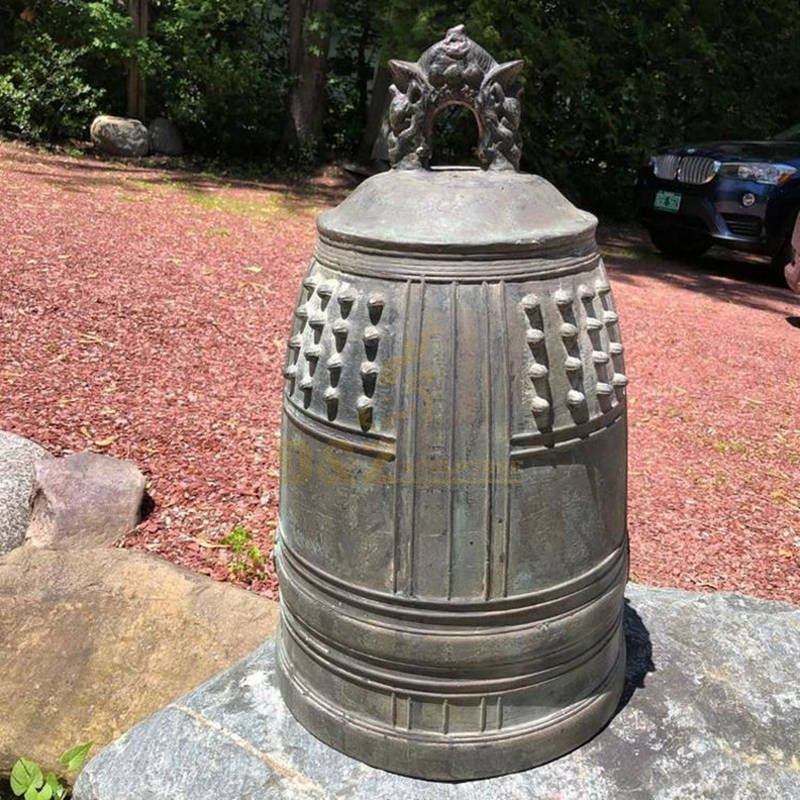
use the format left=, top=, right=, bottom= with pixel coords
left=719, top=162, right=797, bottom=185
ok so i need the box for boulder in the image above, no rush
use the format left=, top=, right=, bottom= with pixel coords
left=0, top=431, right=51, bottom=555
left=148, top=117, right=184, bottom=156
left=74, top=585, right=800, bottom=800
left=90, top=115, right=149, bottom=157
left=26, top=452, right=146, bottom=549
left=0, top=546, right=279, bottom=777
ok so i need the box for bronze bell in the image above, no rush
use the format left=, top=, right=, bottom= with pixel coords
left=275, top=25, right=628, bottom=781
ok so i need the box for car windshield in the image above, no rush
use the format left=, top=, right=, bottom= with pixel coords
left=773, top=122, right=800, bottom=142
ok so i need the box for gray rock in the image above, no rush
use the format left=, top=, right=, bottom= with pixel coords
left=0, top=431, right=51, bottom=554
left=26, top=452, right=146, bottom=549
left=148, top=117, right=184, bottom=156
left=90, top=115, right=149, bottom=157
left=73, top=585, right=800, bottom=800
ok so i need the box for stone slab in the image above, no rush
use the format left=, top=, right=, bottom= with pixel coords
left=73, top=585, right=800, bottom=800
left=0, top=546, right=279, bottom=776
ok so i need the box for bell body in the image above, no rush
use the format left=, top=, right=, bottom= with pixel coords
left=275, top=168, right=628, bottom=780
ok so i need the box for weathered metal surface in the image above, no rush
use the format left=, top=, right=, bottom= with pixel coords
left=275, top=26, right=628, bottom=781
left=386, top=23, right=523, bottom=171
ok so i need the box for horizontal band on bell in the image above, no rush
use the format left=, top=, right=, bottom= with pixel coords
left=275, top=534, right=627, bottom=619
left=283, top=385, right=624, bottom=462
left=314, top=238, right=601, bottom=283
left=280, top=601, right=622, bottom=694
left=510, top=399, right=625, bottom=452
left=277, top=559, right=627, bottom=678
left=284, top=399, right=396, bottom=460
left=277, top=630, right=625, bottom=744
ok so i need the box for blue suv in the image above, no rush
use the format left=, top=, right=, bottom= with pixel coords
left=636, top=125, right=800, bottom=281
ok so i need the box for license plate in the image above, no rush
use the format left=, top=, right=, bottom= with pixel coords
left=654, top=190, right=682, bottom=213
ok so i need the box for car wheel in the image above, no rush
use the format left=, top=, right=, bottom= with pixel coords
left=649, top=227, right=712, bottom=259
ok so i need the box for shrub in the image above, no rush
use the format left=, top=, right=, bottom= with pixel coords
left=147, top=0, right=289, bottom=158
left=221, top=525, right=268, bottom=581
left=0, top=1, right=132, bottom=142
left=0, top=35, right=104, bottom=140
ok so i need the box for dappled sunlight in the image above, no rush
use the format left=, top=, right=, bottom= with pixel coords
left=0, top=141, right=352, bottom=218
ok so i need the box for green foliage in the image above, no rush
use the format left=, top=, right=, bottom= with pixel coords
left=8, top=743, right=92, bottom=800
left=0, top=0, right=288, bottom=155
left=221, top=525, right=267, bottom=580
left=146, top=0, right=288, bottom=157
left=0, top=34, right=105, bottom=140
left=322, top=0, right=372, bottom=156
left=58, top=745, right=91, bottom=774
left=10, top=759, right=42, bottom=798
left=0, top=1, right=132, bottom=140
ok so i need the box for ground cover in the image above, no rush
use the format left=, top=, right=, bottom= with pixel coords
left=1, top=142, right=798, bottom=603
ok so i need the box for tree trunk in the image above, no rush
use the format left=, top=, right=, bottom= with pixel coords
left=357, top=64, right=391, bottom=165
left=126, top=0, right=148, bottom=121
left=283, top=0, right=334, bottom=152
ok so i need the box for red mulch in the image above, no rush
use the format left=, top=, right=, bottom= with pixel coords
left=1, top=142, right=798, bottom=604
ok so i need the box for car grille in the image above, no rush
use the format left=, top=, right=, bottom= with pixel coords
left=653, top=154, right=681, bottom=180
left=652, top=155, right=719, bottom=184
left=678, top=156, right=718, bottom=184
left=722, top=213, right=762, bottom=238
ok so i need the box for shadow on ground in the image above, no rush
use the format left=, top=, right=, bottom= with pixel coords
left=618, top=599, right=656, bottom=712
left=2, top=145, right=353, bottom=209
left=599, top=226, right=800, bottom=316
